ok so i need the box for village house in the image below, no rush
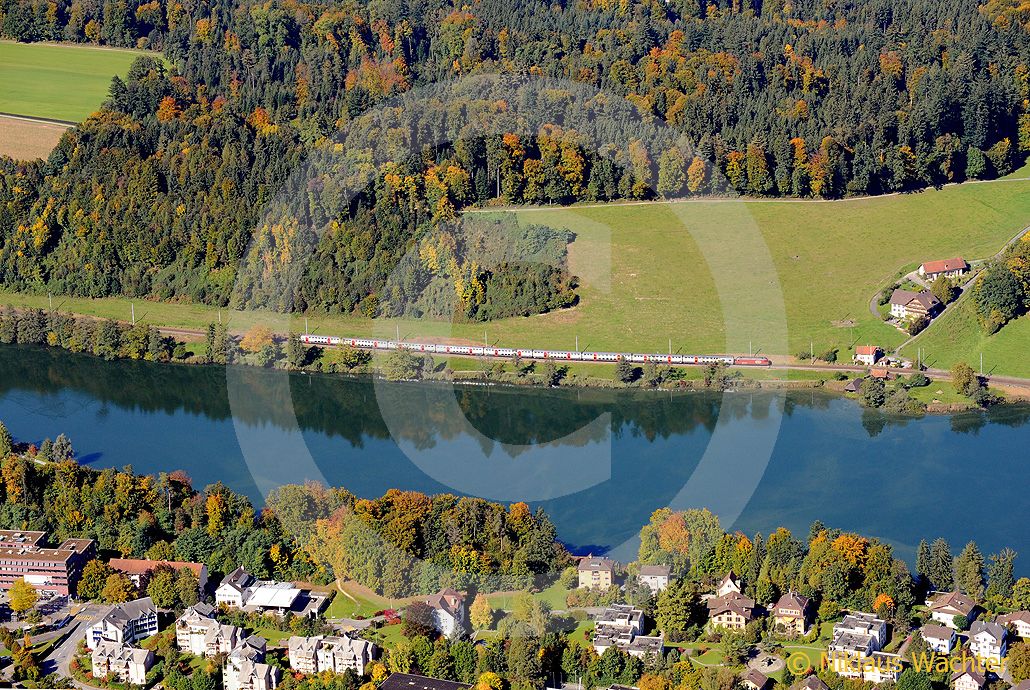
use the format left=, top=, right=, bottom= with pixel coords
left=927, top=591, right=978, bottom=629
left=91, top=641, right=153, bottom=685
left=793, top=678, right=829, bottom=690
left=828, top=612, right=901, bottom=683
left=85, top=597, right=159, bottom=650
left=109, top=558, right=208, bottom=593
left=997, top=611, right=1030, bottom=639
left=424, top=588, right=467, bottom=637
left=968, top=620, right=1008, bottom=663
left=952, top=664, right=986, bottom=690
left=920, top=623, right=957, bottom=655
left=592, top=604, right=664, bottom=658
left=707, top=591, right=758, bottom=630
left=717, top=572, right=741, bottom=597
left=638, top=565, right=670, bottom=594
left=854, top=346, right=882, bottom=366
left=890, top=289, right=942, bottom=320
left=578, top=556, right=616, bottom=590
left=870, top=368, right=895, bottom=381
left=772, top=591, right=811, bottom=636
left=844, top=378, right=864, bottom=393
left=175, top=603, right=244, bottom=657
left=741, top=669, right=769, bottom=690
left=287, top=634, right=376, bottom=676
left=919, top=258, right=969, bottom=281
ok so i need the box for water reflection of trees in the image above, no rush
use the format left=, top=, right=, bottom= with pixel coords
left=5, top=345, right=1030, bottom=447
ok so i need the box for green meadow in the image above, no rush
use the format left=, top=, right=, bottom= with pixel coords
left=2, top=169, right=1030, bottom=373
left=0, top=40, right=150, bottom=121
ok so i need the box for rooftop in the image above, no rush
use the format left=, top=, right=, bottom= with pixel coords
left=922, top=257, right=968, bottom=274
left=379, top=673, right=472, bottom=690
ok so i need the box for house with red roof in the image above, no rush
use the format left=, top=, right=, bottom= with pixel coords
left=919, top=257, right=969, bottom=281
left=854, top=346, right=882, bottom=366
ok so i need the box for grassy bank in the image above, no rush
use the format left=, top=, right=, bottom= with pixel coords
left=902, top=298, right=1030, bottom=378
left=2, top=171, right=1029, bottom=372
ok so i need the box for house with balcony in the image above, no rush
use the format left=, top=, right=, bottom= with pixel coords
left=91, top=641, right=153, bottom=685
left=85, top=597, right=159, bottom=650
left=578, top=556, right=616, bottom=590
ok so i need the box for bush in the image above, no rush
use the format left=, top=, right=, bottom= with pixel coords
left=907, top=315, right=928, bottom=335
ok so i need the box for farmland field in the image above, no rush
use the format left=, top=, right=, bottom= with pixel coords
left=0, top=114, right=69, bottom=159
left=1, top=170, right=1030, bottom=372
left=0, top=40, right=150, bottom=122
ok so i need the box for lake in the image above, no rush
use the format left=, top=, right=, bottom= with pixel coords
left=2, top=344, right=1029, bottom=566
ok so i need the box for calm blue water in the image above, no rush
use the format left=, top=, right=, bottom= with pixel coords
left=2, top=344, right=1029, bottom=566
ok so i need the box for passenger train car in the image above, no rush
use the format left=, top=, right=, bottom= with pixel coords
left=299, top=334, right=772, bottom=367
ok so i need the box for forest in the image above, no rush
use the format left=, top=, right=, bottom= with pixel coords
left=0, top=424, right=572, bottom=596
left=0, top=0, right=1029, bottom=317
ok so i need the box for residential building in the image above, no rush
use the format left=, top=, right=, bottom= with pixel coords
left=225, top=636, right=278, bottom=690
left=707, top=591, right=758, bottom=630
left=85, top=597, right=159, bottom=650
left=593, top=604, right=664, bottom=659
left=854, top=346, right=882, bottom=366
left=217, top=566, right=255, bottom=608
left=109, top=558, right=208, bottom=593
left=890, top=289, right=942, bottom=320
left=927, top=591, right=978, bottom=629
left=716, top=572, right=741, bottom=598
left=951, top=665, right=985, bottom=690
left=91, top=641, right=153, bottom=685
left=638, top=565, right=670, bottom=594
left=920, top=623, right=957, bottom=654
left=287, top=634, right=376, bottom=676
left=596, top=604, right=644, bottom=635
left=920, top=258, right=969, bottom=281
left=870, top=367, right=895, bottom=381
left=741, top=669, right=768, bottom=690
left=772, top=592, right=811, bottom=636
left=0, top=529, right=96, bottom=596
left=968, top=620, right=1007, bottom=663
left=378, top=673, right=471, bottom=690
left=216, top=566, right=302, bottom=614
left=175, top=603, right=244, bottom=657
left=423, top=588, right=466, bottom=637
left=828, top=612, right=900, bottom=683
left=578, top=556, right=615, bottom=590
left=997, top=611, right=1030, bottom=638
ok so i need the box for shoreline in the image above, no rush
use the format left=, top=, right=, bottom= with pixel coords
left=1, top=334, right=1009, bottom=417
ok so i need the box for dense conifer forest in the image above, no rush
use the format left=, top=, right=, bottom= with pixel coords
left=0, top=0, right=1028, bottom=315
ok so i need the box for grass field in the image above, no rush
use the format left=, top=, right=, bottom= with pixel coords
left=903, top=297, right=1030, bottom=378
left=0, top=114, right=69, bottom=159
left=0, top=40, right=150, bottom=122
left=2, top=171, right=1030, bottom=372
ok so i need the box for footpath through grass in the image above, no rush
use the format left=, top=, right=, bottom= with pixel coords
left=0, top=41, right=151, bottom=121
